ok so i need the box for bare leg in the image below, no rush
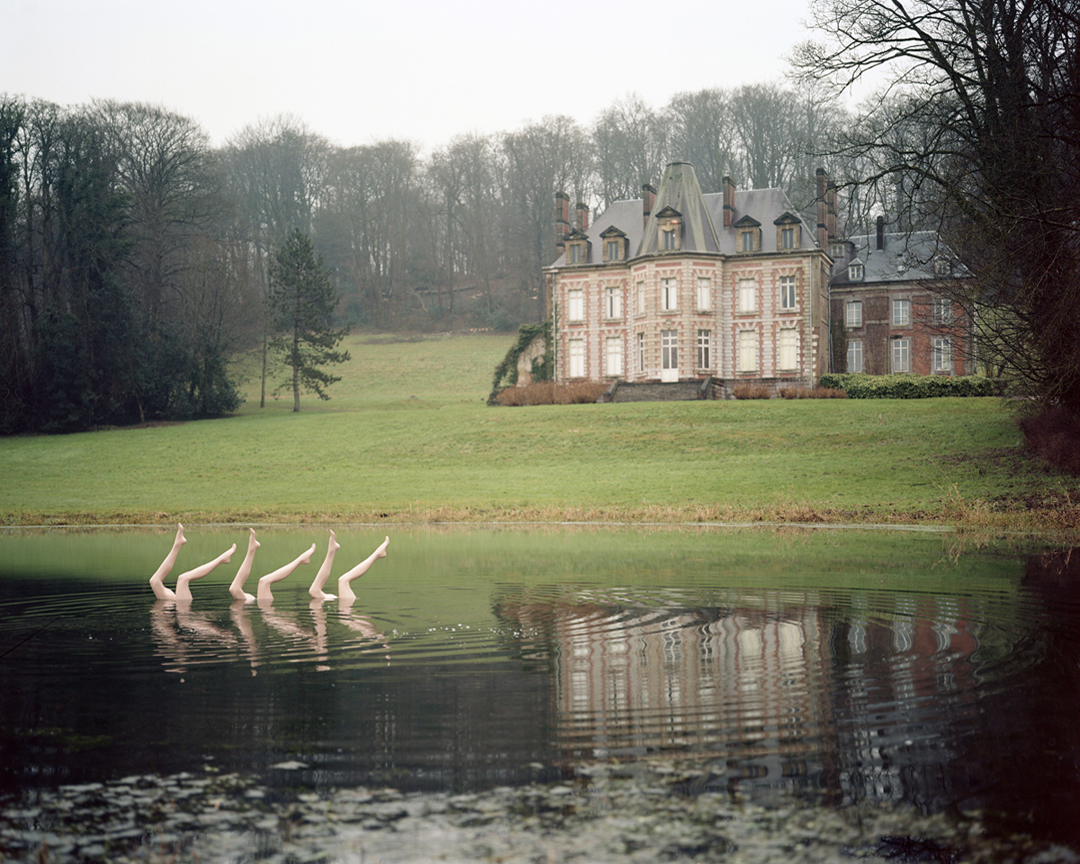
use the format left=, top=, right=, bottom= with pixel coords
left=256, top=544, right=316, bottom=603
left=229, top=529, right=261, bottom=603
left=337, top=536, right=389, bottom=605
left=149, top=523, right=186, bottom=600
left=309, top=530, right=340, bottom=601
left=174, top=544, right=236, bottom=602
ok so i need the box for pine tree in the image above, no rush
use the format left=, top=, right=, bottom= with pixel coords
left=268, top=228, right=350, bottom=412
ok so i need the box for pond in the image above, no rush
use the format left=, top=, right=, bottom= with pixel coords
left=1, top=525, right=1078, bottom=862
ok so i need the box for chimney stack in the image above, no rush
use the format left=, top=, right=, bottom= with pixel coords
left=642, top=183, right=656, bottom=228
left=876, top=215, right=885, bottom=250
left=722, top=176, right=735, bottom=227
left=827, top=182, right=837, bottom=244
left=575, top=201, right=589, bottom=232
left=555, top=191, right=570, bottom=249
left=816, top=168, right=828, bottom=250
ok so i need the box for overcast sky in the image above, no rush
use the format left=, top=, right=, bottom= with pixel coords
left=6, top=0, right=822, bottom=152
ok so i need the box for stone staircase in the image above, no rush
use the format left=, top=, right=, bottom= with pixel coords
left=604, top=378, right=720, bottom=403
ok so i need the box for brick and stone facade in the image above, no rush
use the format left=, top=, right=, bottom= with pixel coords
left=829, top=218, right=973, bottom=376
left=545, top=162, right=833, bottom=396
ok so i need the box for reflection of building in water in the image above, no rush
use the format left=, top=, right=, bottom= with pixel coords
left=836, top=594, right=981, bottom=808
left=496, top=591, right=983, bottom=801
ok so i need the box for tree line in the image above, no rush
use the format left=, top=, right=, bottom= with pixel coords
left=5, top=0, right=1078, bottom=437
left=1, top=83, right=877, bottom=433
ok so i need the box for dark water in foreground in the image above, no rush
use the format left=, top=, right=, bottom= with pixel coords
left=1, top=526, right=1078, bottom=851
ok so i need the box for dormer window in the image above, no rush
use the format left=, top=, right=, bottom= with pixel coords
left=654, top=206, right=682, bottom=252
left=934, top=258, right=951, bottom=277
left=600, top=226, right=627, bottom=263
left=774, top=212, right=802, bottom=251
left=565, top=228, right=589, bottom=266
left=848, top=261, right=864, bottom=281
left=830, top=242, right=847, bottom=259
left=734, top=215, right=761, bottom=253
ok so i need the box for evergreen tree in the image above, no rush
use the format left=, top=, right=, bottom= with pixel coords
left=268, top=228, right=349, bottom=412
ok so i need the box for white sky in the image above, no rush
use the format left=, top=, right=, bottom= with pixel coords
left=5, top=0, right=823, bottom=153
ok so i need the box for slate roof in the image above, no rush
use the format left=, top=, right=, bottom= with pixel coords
left=547, top=162, right=818, bottom=268
left=830, top=230, right=945, bottom=286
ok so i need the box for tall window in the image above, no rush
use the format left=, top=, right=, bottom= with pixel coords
left=738, top=330, right=757, bottom=372
left=779, top=329, right=798, bottom=370
left=568, top=339, right=585, bottom=378
left=661, top=277, right=677, bottom=311
left=892, top=298, right=911, bottom=326
left=697, top=277, right=711, bottom=311
left=933, top=337, right=952, bottom=372
left=740, top=230, right=754, bottom=252
left=636, top=281, right=646, bottom=315
left=605, top=286, right=622, bottom=319
left=637, top=332, right=646, bottom=372
left=569, top=244, right=582, bottom=264
left=845, top=300, right=863, bottom=328
left=567, top=288, right=583, bottom=321
left=662, top=229, right=676, bottom=250
left=738, top=279, right=756, bottom=313
left=779, top=275, right=796, bottom=311
left=661, top=330, right=678, bottom=370
left=606, top=239, right=620, bottom=261
left=847, top=340, right=863, bottom=373
left=892, top=337, right=910, bottom=372
left=933, top=296, right=953, bottom=324
left=605, top=336, right=623, bottom=377
left=696, top=329, right=711, bottom=369
left=781, top=226, right=795, bottom=249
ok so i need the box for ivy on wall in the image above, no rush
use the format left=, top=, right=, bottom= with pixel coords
left=487, top=322, right=553, bottom=405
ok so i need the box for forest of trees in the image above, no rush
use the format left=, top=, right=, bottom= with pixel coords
left=2, top=83, right=876, bottom=433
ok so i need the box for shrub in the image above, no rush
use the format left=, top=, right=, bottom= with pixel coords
left=819, top=373, right=997, bottom=399
left=731, top=383, right=772, bottom=399
left=493, top=381, right=606, bottom=406
left=1020, top=405, right=1080, bottom=475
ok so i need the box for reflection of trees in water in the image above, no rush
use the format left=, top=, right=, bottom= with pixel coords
left=494, top=588, right=1026, bottom=808
left=149, top=599, right=388, bottom=677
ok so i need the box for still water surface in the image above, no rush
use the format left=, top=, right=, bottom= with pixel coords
left=1, top=525, right=1078, bottom=849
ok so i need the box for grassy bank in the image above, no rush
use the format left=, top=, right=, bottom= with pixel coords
left=2, top=332, right=1078, bottom=534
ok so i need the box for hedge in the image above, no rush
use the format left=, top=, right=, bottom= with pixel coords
left=818, top=373, right=998, bottom=399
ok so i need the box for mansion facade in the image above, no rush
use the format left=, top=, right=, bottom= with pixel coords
left=544, top=162, right=835, bottom=394
left=544, top=162, right=971, bottom=393
left=829, top=218, right=972, bottom=376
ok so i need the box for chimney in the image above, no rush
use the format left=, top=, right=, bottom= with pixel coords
left=642, top=183, right=656, bottom=228
left=555, top=191, right=570, bottom=249
left=827, top=182, right=837, bottom=244
left=575, top=202, right=589, bottom=232
left=722, top=176, right=735, bottom=227
left=876, top=215, right=885, bottom=250
left=816, top=168, right=828, bottom=250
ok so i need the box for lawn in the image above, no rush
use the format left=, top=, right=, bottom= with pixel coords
left=2, top=331, right=1078, bottom=532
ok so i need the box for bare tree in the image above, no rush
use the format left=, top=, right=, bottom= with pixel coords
left=502, top=116, right=591, bottom=321
left=794, top=0, right=1080, bottom=413
left=662, top=88, right=737, bottom=194
left=591, top=95, right=667, bottom=207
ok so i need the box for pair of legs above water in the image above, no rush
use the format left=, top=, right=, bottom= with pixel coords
left=149, top=524, right=235, bottom=602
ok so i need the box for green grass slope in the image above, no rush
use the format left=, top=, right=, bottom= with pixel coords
left=2, top=332, right=1078, bottom=532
